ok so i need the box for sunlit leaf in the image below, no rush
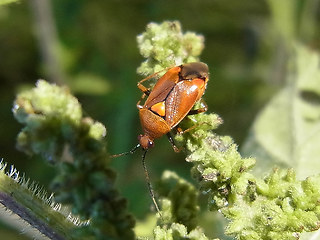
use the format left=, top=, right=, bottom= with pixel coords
left=0, top=0, right=19, bottom=6
left=242, top=45, right=320, bottom=179
left=68, top=73, right=110, bottom=95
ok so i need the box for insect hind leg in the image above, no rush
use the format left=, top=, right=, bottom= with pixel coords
left=176, top=99, right=209, bottom=134
left=137, top=66, right=173, bottom=95
left=166, top=133, right=180, bottom=152
left=187, top=99, right=208, bottom=115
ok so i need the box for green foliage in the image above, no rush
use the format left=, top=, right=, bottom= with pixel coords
left=13, top=80, right=82, bottom=160
left=157, top=171, right=199, bottom=231
left=242, top=45, right=320, bottom=179
left=267, top=0, right=297, bottom=43
left=180, top=114, right=256, bottom=211
left=0, top=160, right=77, bottom=240
left=154, top=171, right=210, bottom=240
left=176, top=101, right=320, bottom=239
left=153, top=223, right=209, bottom=240
left=0, top=0, right=19, bottom=6
left=68, top=73, right=110, bottom=95
left=12, top=80, right=135, bottom=240
left=225, top=168, right=320, bottom=239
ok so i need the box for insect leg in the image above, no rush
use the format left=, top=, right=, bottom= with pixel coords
left=137, top=84, right=151, bottom=96
left=187, top=99, right=208, bottom=115
left=136, top=94, right=147, bottom=109
left=176, top=99, right=209, bottom=134
left=166, top=133, right=180, bottom=152
left=137, top=66, right=172, bottom=95
left=137, top=71, right=160, bottom=96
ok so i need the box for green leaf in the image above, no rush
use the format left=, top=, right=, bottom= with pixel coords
left=68, top=73, right=110, bottom=95
left=267, top=0, right=297, bottom=43
left=242, top=44, right=320, bottom=179
left=0, top=0, right=19, bottom=6
left=0, top=160, right=78, bottom=240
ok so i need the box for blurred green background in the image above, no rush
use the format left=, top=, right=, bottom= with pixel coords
left=0, top=0, right=319, bottom=239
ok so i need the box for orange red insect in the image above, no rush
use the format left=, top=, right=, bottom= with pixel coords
left=137, top=62, right=209, bottom=151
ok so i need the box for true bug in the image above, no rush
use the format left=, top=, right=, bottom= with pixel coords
left=137, top=62, right=209, bottom=151
left=113, top=62, right=209, bottom=215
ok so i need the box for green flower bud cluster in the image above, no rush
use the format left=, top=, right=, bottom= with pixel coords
left=180, top=113, right=320, bottom=239
left=153, top=223, right=210, bottom=240
left=154, top=171, right=210, bottom=239
left=181, top=113, right=256, bottom=211
left=156, top=170, right=199, bottom=231
left=223, top=168, right=320, bottom=240
left=137, top=21, right=204, bottom=77
left=13, top=80, right=135, bottom=240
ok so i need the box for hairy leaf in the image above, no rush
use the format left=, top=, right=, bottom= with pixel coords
left=242, top=45, right=320, bottom=179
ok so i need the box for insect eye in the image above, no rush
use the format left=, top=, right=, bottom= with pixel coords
left=147, top=140, right=154, bottom=149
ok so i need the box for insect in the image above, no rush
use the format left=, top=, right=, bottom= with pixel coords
left=113, top=62, right=209, bottom=215
left=137, top=62, right=209, bottom=151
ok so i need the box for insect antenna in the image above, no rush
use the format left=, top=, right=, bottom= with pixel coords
left=110, top=144, right=140, bottom=158
left=110, top=145, right=163, bottom=218
left=141, top=150, right=162, bottom=219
